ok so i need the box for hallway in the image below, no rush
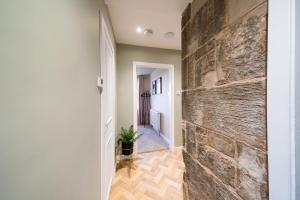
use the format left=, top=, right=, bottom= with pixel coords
left=109, top=149, right=185, bottom=200
left=137, top=125, right=169, bottom=153
left=1, top=0, right=298, bottom=199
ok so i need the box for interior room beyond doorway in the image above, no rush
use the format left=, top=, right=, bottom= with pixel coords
left=133, top=62, right=175, bottom=153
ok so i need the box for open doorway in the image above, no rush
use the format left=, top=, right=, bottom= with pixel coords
left=133, top=62, right=175, bottom=153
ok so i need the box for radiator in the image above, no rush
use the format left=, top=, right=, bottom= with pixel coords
left=150, top=109, right=161, bottom=133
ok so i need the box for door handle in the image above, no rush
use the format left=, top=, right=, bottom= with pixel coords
left=97, top=76, right=104, bottom=89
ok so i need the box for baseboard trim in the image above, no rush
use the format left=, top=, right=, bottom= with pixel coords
left=160, top=132, right=170, bottom=146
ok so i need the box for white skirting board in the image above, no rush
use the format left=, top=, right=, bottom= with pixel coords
left=160, top=132, right=170, bottom=146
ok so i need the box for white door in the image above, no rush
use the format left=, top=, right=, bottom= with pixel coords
left=100, top=15, right=115, bottom=200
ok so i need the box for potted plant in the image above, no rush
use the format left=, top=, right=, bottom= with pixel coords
left=118, top=125, right=142, bottom=155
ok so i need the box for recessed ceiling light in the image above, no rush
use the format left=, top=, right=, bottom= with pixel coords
left=143, top=29, right=153, bottom=37
left=136, top=27, right=143, bottom=33
left=164, top=32, right=174, bottom=39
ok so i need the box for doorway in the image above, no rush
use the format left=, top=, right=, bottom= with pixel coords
left=133, top=62, right=175, bottom=153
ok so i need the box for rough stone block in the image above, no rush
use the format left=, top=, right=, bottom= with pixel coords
left=191, top=0, right=206, bottom=19
left=190, top=0, right=227, bottom=47
left=191, top=5, right=214, bottom=47
left=184, top=0, right=226, bottom=57
left=237, top=168, right=268, bottom=200
left=195, top=58, right=206, bottom=88
left=182, top=22, right=191, bottom=58
left=194, top=41, right=218, bottom=87
left=187, top=54, right=196, bottom=89
left=182, top=3, right=191, bottom=28
left=237, top=142, right=267, bottom=182
left=196, top=144, right=236, bottom=187
left=195, top=126, right=208, bottom=145
left=182, top=58, right=189, bottom=90
left=195, top=56, right=205, bottom=87
left=195, top=50, right=218, bottom=88
left=182, top=81, right=266, bottom=150
left=182, top=150, right=192, bottom=179
left=216, top=3, right=267, bottom=83
left=183, top=150, right=216, bottom=200
left=196, top=143, right=209, bottom=166
left=236, top=142, right=268, bottom=199
left=195, top=39, right=215, bottom=60
left=183, top=53, right=197, bottom=90
left=226, top=0, right=266, bottom=24
left=206, top=148, right=236, bottom=187
left=215, top=179, right=241, bottom=200
left=182, top=128, right=186, bottom=149
left=186, top=123, right=197, bottom=159
left=208, top=130, right=235, bottom=158
left=213, top=0, right=227, bottom=34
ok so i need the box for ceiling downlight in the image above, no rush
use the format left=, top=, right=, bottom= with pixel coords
left=143, top=29, right=154, bottom=37
left=164, top=32, right=174, bottom=39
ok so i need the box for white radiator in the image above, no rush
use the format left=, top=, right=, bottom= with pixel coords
left=150, top=109, right=161, bottom=133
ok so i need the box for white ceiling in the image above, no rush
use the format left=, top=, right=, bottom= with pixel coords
left=136, top=67, right=155, bottom=75
left=106, top=0, right=191, bottom=50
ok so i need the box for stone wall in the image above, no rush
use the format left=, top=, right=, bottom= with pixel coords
left=181, top=0, right=268, bottom=199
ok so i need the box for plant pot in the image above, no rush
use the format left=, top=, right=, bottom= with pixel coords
left=122, top=142, right=134, bottom=155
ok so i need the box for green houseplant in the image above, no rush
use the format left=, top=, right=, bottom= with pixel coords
left=118, top=125, right=142, bottom=155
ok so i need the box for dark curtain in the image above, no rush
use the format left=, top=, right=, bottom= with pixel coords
left=138, top=75, right=151, bottom=125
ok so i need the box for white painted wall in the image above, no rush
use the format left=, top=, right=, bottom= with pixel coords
left=295, top=0, right=300, bottom=199
left=151, top=69, right=170, bottom=142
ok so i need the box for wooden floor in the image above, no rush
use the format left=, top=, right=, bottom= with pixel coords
left=109, top=148, right=185, bottom=200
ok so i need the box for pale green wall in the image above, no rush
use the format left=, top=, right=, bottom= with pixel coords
left=116, top=44, right=182, bottom=146
left=0, top=0, right=114, bottom=199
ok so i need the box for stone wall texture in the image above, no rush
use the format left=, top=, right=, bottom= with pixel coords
left=181, top=0, right=268, bottom=199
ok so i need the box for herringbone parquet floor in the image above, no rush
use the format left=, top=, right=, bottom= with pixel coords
left=109, top=149, right=185, bottom=200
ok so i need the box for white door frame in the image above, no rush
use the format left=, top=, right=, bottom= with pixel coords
left=133, top=61, right=175, bottom=152
left=267, top=0, right=297, bottom=199
left=100, top=13, right=116, bottom=200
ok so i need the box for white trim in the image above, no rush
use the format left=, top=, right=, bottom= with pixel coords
left=105, top=177, right=113, bottom=200
left=160, top=132, right=170, bottom=145
left=267, top=0, right=296, bottom=199
left=100, top=13, right=116, bottom=200
left=294, top=1, right=300, bottom=199
left=290, top=0, right=296, bottom=199
left=133, top=61, right=175, bottom=153
left=175, top=146, right=184, bottom=151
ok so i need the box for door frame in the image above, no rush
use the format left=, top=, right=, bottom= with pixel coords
left=267, top=0, right=297, bottom=199
left=133, top=61, right=175, bottom=152
left=100, top=13, right=116, bottom=200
